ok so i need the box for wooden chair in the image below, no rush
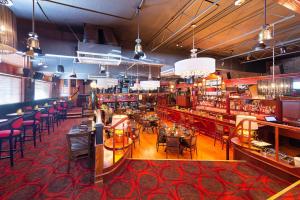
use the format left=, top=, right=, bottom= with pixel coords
left=214, top=124, right=224, bottom=147
left=66, top=131, right=91, bottom=173
left=165, top=136, right=180, bottom=158
left=128, top=120, right=140, bottom=148
left=156, top=127, right=166, bottom=151
left=182, top=134, right=198, bottom=159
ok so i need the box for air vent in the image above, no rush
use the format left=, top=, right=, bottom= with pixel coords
left=77, top=42, right=121, bottom=65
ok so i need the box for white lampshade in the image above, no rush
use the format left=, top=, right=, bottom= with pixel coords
left=175, top=57, right=216, bottom=78
left=96, top=78, right=118, bottom=89
left=236, top=115, right=258, bottom=130
left=112, top=115, right=128, bottom=130
left=140, top=80, right=160, bottom=90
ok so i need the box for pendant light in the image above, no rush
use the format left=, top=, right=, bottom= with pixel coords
left=255, top=0, right=272, bottom=50
left=134, top=8, right=146, bottom=60
left=26, top=0, right=41, bottom=57
left=175, top=24, right=215, bottom=78
left=0, top=5, right=17, bottom=55
left=70, top=59, right=77, bottom=78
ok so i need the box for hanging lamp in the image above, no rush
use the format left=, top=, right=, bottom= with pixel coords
left=0, top=5, right=17, bottom=55
left=255, top=0, right=272, bottom=50
left=175, top=24, right=215, bottom=78
left=26, top=0, right=41, bottom=57
left=134, top=8, right=146, bottom=60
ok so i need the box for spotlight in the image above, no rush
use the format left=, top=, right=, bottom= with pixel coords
left=280, top=46, right=287, bottom=54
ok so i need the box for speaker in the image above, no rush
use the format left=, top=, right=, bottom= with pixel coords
left=57, top=65, right=64, bottom=73
left=23, top=68, right=32, bottom=77
left=33, top=72, right=44, bottom=80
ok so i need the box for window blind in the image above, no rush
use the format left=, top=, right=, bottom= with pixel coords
left=0, top=74, right=22, bottom=105
left=34, top=80, right=52, bottom=100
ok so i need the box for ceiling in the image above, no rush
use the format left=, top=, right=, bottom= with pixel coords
left=7, top=0, right=300, bottom=62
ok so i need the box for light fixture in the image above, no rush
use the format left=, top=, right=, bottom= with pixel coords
left=174, top=25, right=215, bottom=78
left=0, top=6, right=17, bottom=55
left=96, top=78, right=118, bottom=89
left=280, top=46, right=287, bottom=54
left=234, top=0, right=246, bottom=6
left=26, top=0, right=41, bottom=57
left=70, top=68, right=77, bottom=78
left=90, top=81, right=97, bottom=89
left=134, top=8, right=146, bottom=60
left=148, top=65, right=152, bottom=80
left=255, top=0, right=272, bottom=50
left=0, top=0, right=13, bottom=7
left=140, top=80, right=160, bottom=90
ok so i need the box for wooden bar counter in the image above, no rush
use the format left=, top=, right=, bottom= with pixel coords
left=157, top=106, right=236, bottom=137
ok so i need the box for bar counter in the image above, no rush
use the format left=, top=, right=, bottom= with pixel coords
left=157, top=106, right=236, bottom=137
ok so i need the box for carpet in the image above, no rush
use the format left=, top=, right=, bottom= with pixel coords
left=0, top=119, right=292, bottom=200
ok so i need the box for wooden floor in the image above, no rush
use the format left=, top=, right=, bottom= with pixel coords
left=131, top=128, right=233, bottom=160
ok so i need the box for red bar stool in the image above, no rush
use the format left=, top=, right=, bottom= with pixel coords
left=62, top=102, right=68, bottom=120
left=41, top=107, right=55, bottom=134
left=0, top=117, right=24, bottom=167
left=23, top=111, right=41, bottom=147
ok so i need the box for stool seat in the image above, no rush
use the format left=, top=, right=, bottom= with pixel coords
left=0, top=130, right=22, bottom=138
left=41, top=114, right=53, bottom=118
left=23, top=120, right=40, bottom=126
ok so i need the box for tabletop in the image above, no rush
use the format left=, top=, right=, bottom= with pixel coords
left=68, top=121, right=95, bottom=135
left=0, top=119, right=8, bottom=123
left=6, top=112, right=32, bottom=117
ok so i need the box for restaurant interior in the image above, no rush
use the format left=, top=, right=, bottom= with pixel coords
left=0, top=0, right=300, bottom=199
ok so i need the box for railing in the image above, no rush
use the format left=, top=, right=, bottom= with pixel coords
left=227, top=119, right=300, bottom=163
left=104, top=116, right=131, bottom=164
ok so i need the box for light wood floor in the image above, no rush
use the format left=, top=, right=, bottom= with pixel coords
left=131, top=128, right=233, bottom=160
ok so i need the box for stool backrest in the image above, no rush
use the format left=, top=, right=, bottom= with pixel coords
left=48, top=107, right=55, bottom=114
left=35, top=111, right=41, bottom=120
left=11, top=117, right=23, bottom=129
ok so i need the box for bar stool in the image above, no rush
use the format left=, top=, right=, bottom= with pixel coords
left=41, top=107, right=55, bottom=134
left=23, top=111, right=41, bottom=147
left=62, top=102, right=68, bottom=120
left=0, top=117, right=24, bottom=167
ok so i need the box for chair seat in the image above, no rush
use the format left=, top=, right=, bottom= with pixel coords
left=23, top=120, right=40, bottom=126
left=0, top=130, right=22, bottom=138
left=41, top=114, right=53, bottom=118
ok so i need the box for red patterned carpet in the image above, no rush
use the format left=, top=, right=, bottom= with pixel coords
left=0, top=119, right=293, bottom=199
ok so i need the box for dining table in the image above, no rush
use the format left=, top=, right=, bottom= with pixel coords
left=6, top=112, right=32, bottom=118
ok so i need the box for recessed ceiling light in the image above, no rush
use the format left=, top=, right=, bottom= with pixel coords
left=43, top=65, right=48, bottom=68
left=0, top=0, right=13, bottom=7
left=234, top=0, right=246, bottom=6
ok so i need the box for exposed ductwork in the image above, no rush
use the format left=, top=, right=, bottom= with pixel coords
left=77, top=24, right=122, bottom=65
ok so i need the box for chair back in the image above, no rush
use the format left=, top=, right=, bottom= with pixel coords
left=11, top=117, right=23, bottom=130
left=63, top=102, right=68, bottom=108
left=35, top=111, right=41, bottom=120
left=48, top=107, right=55, bottom=114
left=24, top=106, right=33, bottom=111
left=190, top=135, right=197, bottom=147
left=166, top=136, right=180, bottom=148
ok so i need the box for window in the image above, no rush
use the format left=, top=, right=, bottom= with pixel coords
left=61, top=79, right=69, bottom=97
left=0, top=74, right=22, bottom=105
left=35, top=80, right=52, bottom=100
